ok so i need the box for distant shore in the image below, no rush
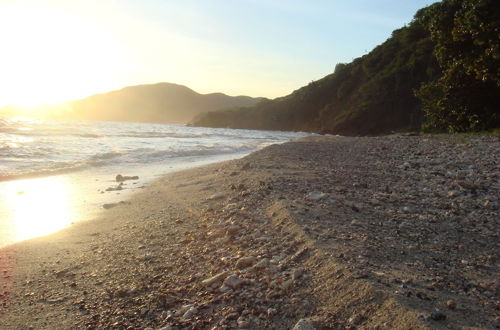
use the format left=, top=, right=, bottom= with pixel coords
left=1, top=134, right=498, bottom=329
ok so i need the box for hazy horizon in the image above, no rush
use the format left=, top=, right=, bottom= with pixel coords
left=0, top=0, right=436, bottom=108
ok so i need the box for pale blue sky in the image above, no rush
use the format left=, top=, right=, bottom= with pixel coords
left=0, top=0, right=437, bottom=106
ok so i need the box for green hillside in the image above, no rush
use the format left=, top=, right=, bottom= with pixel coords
left=191, top=0, right=499, bottom=135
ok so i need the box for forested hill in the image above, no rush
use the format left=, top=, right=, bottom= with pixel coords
left=190, top=19, right=439, bottom=135
left=191, top=0, right=499, bottom=135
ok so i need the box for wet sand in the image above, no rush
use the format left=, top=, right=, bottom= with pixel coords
left=0, top=134, right=498, bottom=329
left=0, top=152, right=251, bottom=248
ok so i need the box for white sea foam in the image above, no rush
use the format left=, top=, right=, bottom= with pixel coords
left=0, top=116, right=310, bottom=181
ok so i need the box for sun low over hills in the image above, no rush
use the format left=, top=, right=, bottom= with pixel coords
left=0, top=83, right=265, bottom=124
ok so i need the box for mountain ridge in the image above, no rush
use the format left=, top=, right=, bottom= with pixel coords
left=0, top=82, right=265, bottom=124
left=65, top=82, right=265, bottom=124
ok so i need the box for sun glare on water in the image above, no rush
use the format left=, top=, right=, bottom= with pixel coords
left=0, top=177, right=75, bottom=244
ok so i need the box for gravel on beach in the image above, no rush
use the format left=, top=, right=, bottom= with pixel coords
left=0, top=134, right=498, bottom=329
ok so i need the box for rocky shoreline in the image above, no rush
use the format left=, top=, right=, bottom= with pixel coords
left=0, top=134, right=498, bottom=329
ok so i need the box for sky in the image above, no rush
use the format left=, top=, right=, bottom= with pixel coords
left=0, top=0, right=437, bottom=107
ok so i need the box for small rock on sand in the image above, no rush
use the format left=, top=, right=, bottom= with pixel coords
left=223, top=274, right=244, bottom=289
left=208, top=193, right=225, bottom=201
left=430, top=311, right=447, bottom=321
left=201, top=271, right=228, bottom=287
left=292, top=318, right=316, bottom=330
left=445, top=300, right=457, bottom=310
left=236, top=256, right=257, bottom=269
left=307, top=192, right=326, bottom=201
left=102, top=201, right=130, bottom=209
left=182, top=306, right=198, bottom=319
left=116, top=174, right=139, bottom=182
left=103, top=203, right=121, bottom=209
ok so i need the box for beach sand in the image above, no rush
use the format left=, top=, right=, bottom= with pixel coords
left=0, top=151, right=253, bottom=248
left=0, top=134, right=498, bottom=329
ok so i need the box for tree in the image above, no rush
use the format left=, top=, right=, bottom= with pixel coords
left=416, top=0, right=500, bottom=132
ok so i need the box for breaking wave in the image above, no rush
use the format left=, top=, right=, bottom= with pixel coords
left=0, top=116, right=310, bottom=181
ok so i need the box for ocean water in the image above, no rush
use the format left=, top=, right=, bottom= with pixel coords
left=0, top=117, right=308, bottom=181
left=0, top=116, right=309, bottom=247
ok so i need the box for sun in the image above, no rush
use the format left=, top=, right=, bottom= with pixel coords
left=0, top=2, right=126, bottom=109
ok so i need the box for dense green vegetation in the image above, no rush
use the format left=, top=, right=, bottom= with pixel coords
left=191, top=0, right=499, bottom=135
left=416, top=0, right=499, bottom=132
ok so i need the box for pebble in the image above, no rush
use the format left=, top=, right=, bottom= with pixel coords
left=281, top=279, right=293, bottom=290
left=430, top=311, right=446, bottom=321
left=236, top=256, right=257, bottom=269
left=182, top=306, right=198, bottom=319
left=292, top=268, right=303, bottom=281
left=208, top=193, right=225, bottom=201
left=115, top=174, right=139, bottom=182
left=292, top=318, right=316, bottom=330
left=226, top=226, right=240, bottom=236
left=223, top=274, right=244, bottom=289
left=445, top=300, right=456, bottom=310
left=251, top=258, right=269, bottom=270
left=350, top=219, right=360, bottom=226
left=201, top=271, right=229, bottom=287
left=237, top=316, right=251, bottom=328
left=307, top=192, right=326, bottom=201
left=267, top=308, right=277, bottom=317
left=348, top=314, right=364, bottom=326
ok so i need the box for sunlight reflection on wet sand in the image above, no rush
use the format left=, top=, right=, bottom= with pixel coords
left=0, top=153, right=248, bottom=248
left=0, top=176, right=75, bottom=245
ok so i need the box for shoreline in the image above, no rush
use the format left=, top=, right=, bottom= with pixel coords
left=0, top=151, right=253, bottom=249
left=0, top=134, right=498, bottom=329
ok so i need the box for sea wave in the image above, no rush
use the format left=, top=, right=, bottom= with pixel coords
left=0, top=144, right=259, bottom=181
left=90, top=151, right=125, bottom=161
left=143, top=144, right=258, bottom=161
left=0, top=117, right=309, bottom=181
left=75, top=133, right=103, bottom=138
left=0, top=161, right=87, bottom=182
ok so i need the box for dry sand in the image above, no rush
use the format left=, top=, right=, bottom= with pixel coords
left=0, top=134, right=498, bottom=329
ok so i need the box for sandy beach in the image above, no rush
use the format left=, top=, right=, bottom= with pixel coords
left=0, top=134, right=498, bottom=329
